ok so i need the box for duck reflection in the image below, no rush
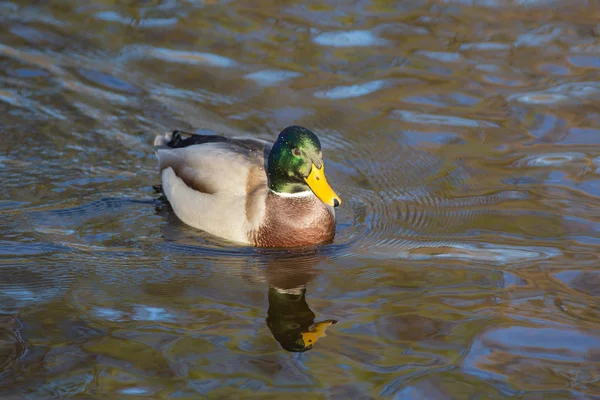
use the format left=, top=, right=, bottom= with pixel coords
left=263, top=252, right=337, bottom=352
left=157, top=201, right=339, bottom=352
left=266, top=287, right=337, bottom=352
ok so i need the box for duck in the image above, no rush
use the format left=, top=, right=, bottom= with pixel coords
left=153, top=125, right=342, bottom=247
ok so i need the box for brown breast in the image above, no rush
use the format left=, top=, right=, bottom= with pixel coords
left=249, top=192, right=335, bottom=248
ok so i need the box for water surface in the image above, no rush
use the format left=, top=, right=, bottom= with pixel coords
left=1, top=0, right=600, bottom=398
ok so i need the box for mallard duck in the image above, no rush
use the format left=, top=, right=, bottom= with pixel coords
left=153, top=125, right=341, bottom=247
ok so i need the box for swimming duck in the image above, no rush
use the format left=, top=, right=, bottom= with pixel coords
left=153, top=126, right=341, bottom=247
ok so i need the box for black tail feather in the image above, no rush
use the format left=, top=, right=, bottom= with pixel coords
left=166, top=130, right=229, bottom=148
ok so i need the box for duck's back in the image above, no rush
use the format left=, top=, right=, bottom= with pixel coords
left=154, top=131, right=271, bottom=196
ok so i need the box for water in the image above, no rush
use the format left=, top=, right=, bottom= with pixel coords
left=1, top=0, right=600, bottom=398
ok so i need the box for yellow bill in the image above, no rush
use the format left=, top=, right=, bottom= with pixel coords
left=304, top=164, right=342, bottom=207
left=301, top=320, right=337, bottom=348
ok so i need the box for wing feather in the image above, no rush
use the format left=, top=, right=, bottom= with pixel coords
left=154, top=133, right=271, bottom=195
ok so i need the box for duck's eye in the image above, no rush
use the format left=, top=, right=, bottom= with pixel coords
left=292, top=148, right=301, bottom=156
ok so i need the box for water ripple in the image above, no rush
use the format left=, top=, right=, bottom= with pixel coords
left=314, top=80, right=386, bottom=99
left=94, top=11, right=178, bottom=27
left=0, top=263, right=71, bottom=313
left=514, top=24, right=566, bottom=47
left=508, top=82, right=600, bottom=105
left=514, top=152, right=587, bottom=167
left=346, top=241, right=561, bottom=263
left=392, top=110, right=499, bottom=128
left=415, top=51, right=462, bottom=63
left=147, top=48, right=238, bottom=68
left=245, top=70, right=302, bottom=86
left=464, top=325, right=600, bottom=394
left=313, top=30, right=388, bottom=47
left=459, top=42, right=512, bottom=52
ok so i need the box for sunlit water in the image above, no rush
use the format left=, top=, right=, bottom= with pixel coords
left=1, top=0, right=600, bottom=398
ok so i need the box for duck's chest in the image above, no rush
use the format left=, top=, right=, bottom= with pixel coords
left=249, top=193, right=335, bottom=248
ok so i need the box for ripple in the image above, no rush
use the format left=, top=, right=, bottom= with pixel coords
left=346, top=241, right=561, bottom=263
left=121, top=387, right=153, bottom=395
left=392, top=110, right=499, bottom=128
left=459, top=42, right=512, bottom=51
left=9, top=24, right=64, bottom=45
left=514, top=152, right=587, bottom=167
left=147, top=48, right=238, bottom=68
left=334, top=134, right=490, bottom=250
left=537, top=63, right=571, bottom=76
left=90, top=305, right=178, bottom=323
left=561, top=127, right=600, bottom=145
left=464, top=325, right=600, bottom=388
left=375, top=315, right=440, bottom=342
left=511, top=93, right=569, bottom=104
left=337, top=138, right=545, bottom=263
left=132, top=306, right=176, bottom=322
left=314, top=80, right=386, bottom=99
left=553, top=270, right=600, bottom=297
left=94, top=11, right=178, bottom=27
left=0, top=200, right=29, bottom=210
left=62, top=79, right=130, bottom=105
left=150, top=86, right=234, bottom=105
left=0, top=89, right=65, bottom=119
left=0, top=240, right=70, bottom=256
left=93, top=307, right=126, bottom=322
left=312, top=30, right=388, bottom=47
left=77, top=68, right=140, bottom=94
left=514, top=25, right=565, bottom=47
left=31, top=198, right=154, bottom=229
left=0, top=264, right=69, bottom=313
left=32, top=374, right=95, bottom=398
left=594, top=156, right=600, bottom=170
left=8, top=67, right=50, bottom=78
left=444, top=0, right=563, bottom=6
left=156, top=241, right=251, bottom=259
left=508, top=82, right=600, bottom=105
left=244, top=70, right=302, bottom=86
left=415, top=51, right=462, bottom=63
left=568, top=55, right=600, bottom=69
left=0, top=43, right=65, bottom=76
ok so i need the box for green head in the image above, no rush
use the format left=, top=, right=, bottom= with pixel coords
left=267, top=126, right=341, bottom=207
